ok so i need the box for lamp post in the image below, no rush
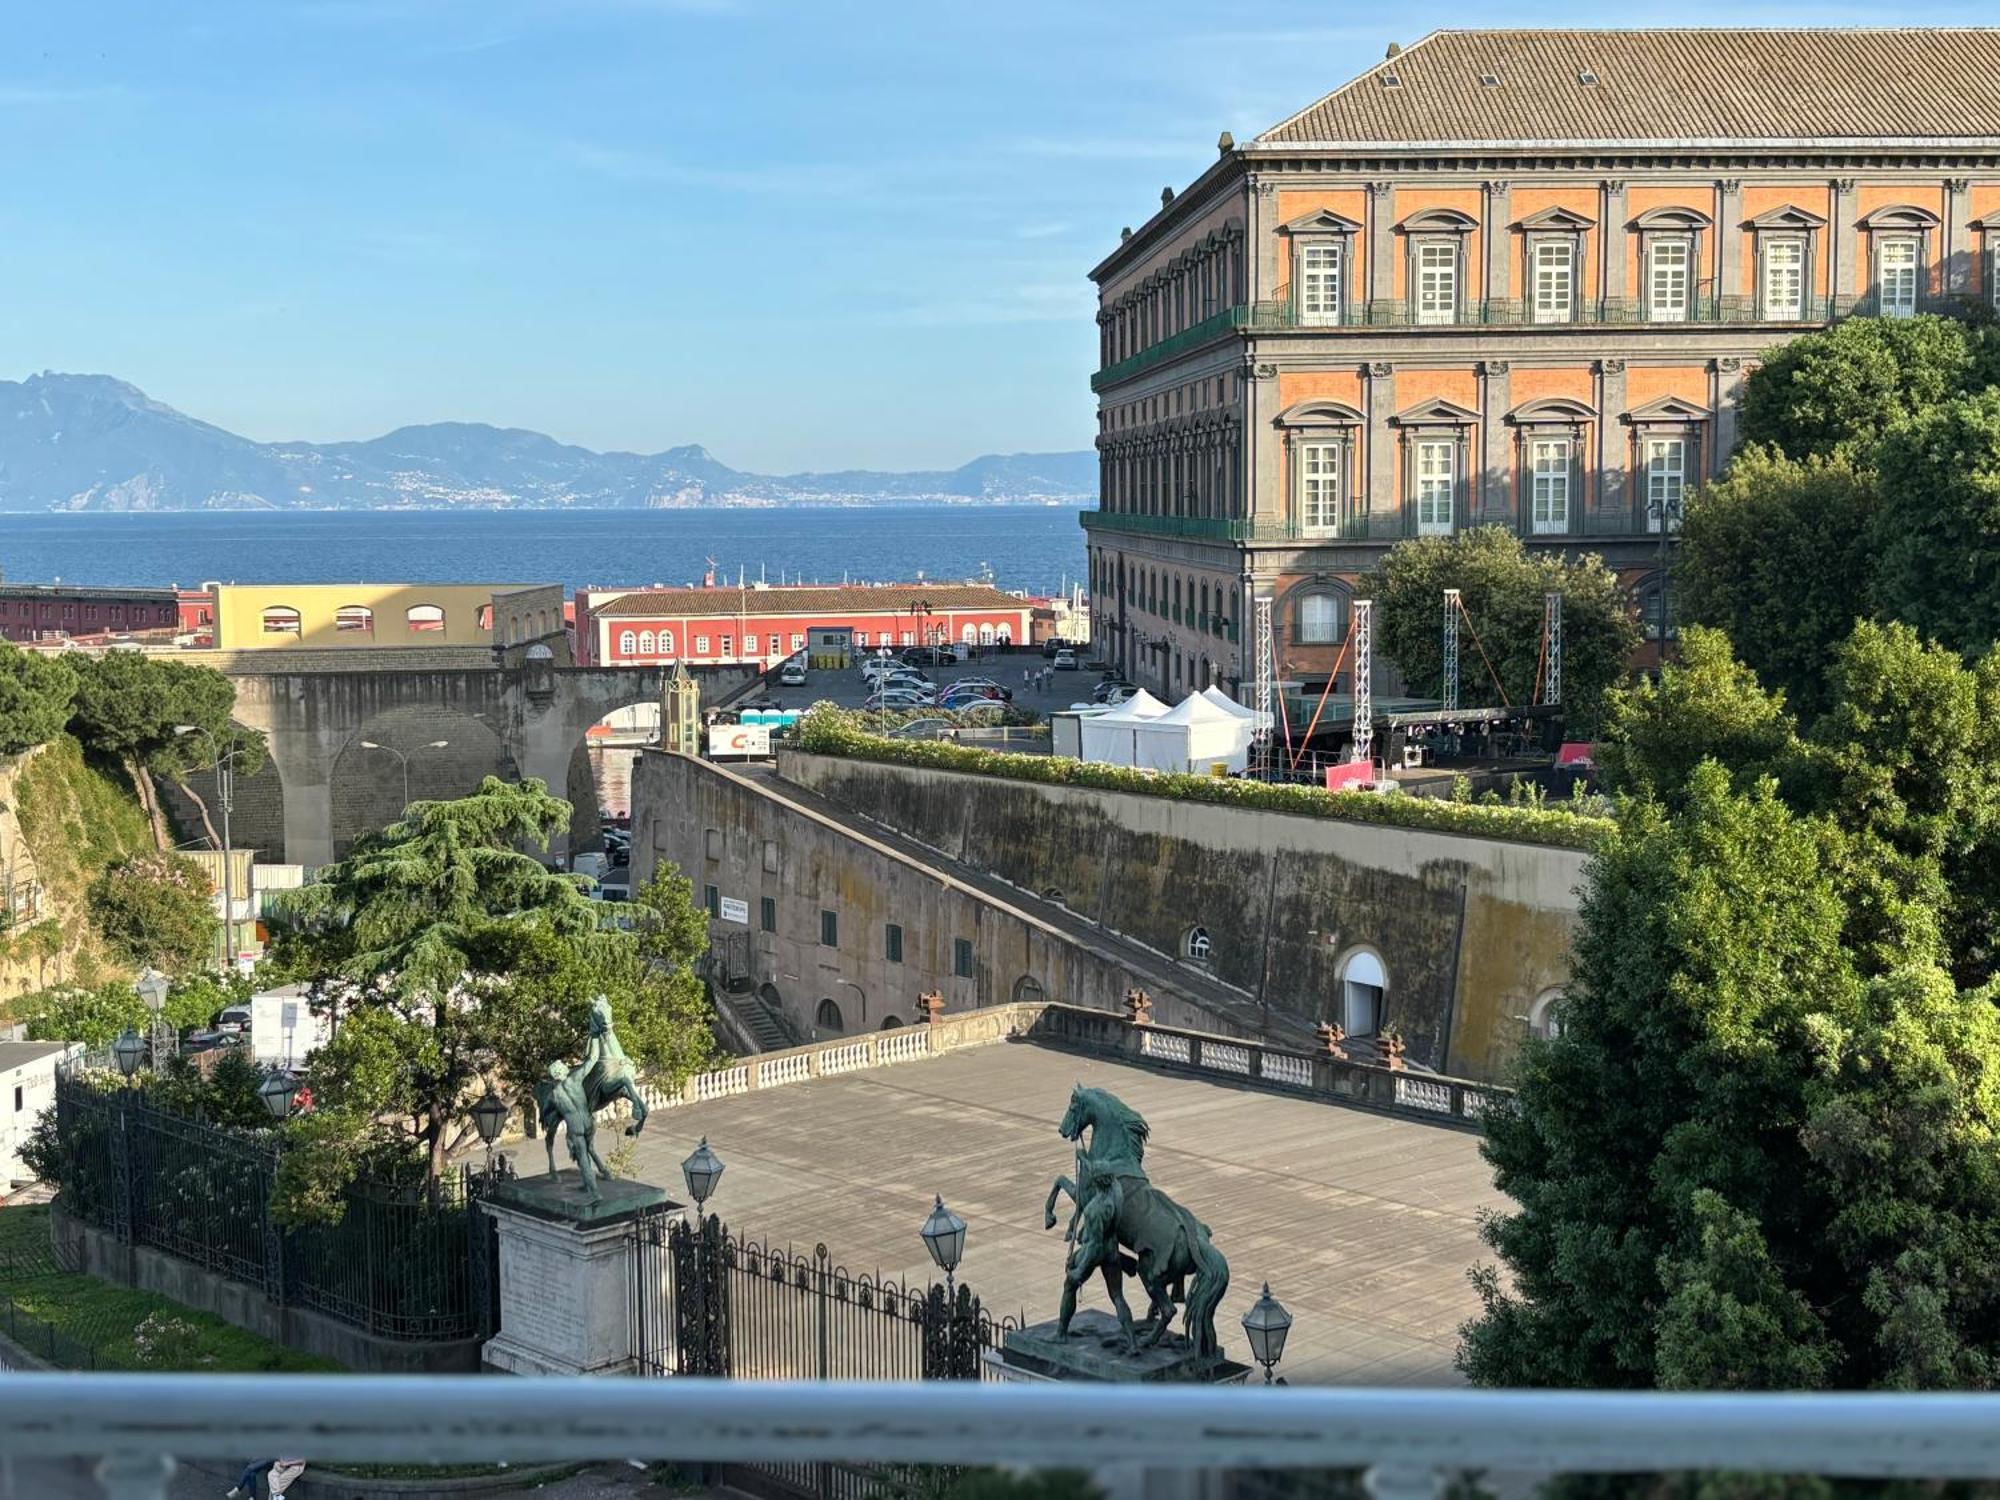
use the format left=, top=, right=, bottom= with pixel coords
left=681, top=1136, right=724, bottom=1220
left=1646, top=488, right=1686, bottom=661
left=258, top=1069, right=301, bottom=1122
left=358, top=739, right=450, bottom=811
left=919, top=1195, right=966, bottom=1298
left=175, top=724, right=238, bottom=972
left=134, top=968, right=173, bottom=1067
left=112, top=1028, right=148, bottom=1081
left=1241, top=1282, right=1294, bottom=1385
left=471, top=1090, right=509, bottom=1173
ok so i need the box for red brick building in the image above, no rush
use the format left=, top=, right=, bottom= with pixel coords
left=576, top=583, right=1036, bottom=667
left=0, top=583, right=179, bottom=643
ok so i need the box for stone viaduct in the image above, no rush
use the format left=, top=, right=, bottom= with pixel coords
left=181, top=646, right=759, bottom=868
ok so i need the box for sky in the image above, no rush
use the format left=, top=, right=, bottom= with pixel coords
left=4, top=1, right=1993, bottom=471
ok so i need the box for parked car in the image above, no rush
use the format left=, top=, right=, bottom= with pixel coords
left=866, top=690, right=933, bottom=710
left=216, top=1005, right=253, bottom=1036
left=888, top=717, right=950, bottom=739
left=1042, top=637, right=1073, bottom=658
left=1091, top=678, right=1135, bottom=704
left=952, top=678, right=1013, bottom=700
left=1053, top=649, right=1078, bottom=671
left=900, top=646, right=954, bottom=668
left=779, top=661, right=808, bottom=687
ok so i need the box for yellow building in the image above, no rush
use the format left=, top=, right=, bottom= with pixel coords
left=207, top=582, right=565, bottom=653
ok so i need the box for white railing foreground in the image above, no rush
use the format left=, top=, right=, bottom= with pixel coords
left=12, top=1375, right=2000, bottom=1498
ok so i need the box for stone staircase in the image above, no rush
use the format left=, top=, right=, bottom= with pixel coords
left=722, top=992, right=792, bottom=1053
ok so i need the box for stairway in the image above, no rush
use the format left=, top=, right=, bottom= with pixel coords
left=723, top=993, right=791, bottom=1053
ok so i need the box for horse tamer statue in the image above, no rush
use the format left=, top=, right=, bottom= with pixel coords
left=1043, top=1083, right=1229, bottom=1363
left=533, top=994, right=650, bottom=1203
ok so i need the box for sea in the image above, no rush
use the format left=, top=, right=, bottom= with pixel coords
left=0, top=505, right=1090, bottom=597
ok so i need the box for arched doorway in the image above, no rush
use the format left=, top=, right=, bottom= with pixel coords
left=815, top=998, right=845, bottom=1034
left=1335, top=948, right=1386, bottom=1036
left=880, top=1015, right=904, bottom=1030
left=1012, top=975, right=1047, bottom=1005
left=568, top=699, right=663, bottom=861
left=1528, top=988, right=1566, bottom=1040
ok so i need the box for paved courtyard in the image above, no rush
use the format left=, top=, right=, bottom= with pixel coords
left=599, top=1041, right=1506, bottom=1385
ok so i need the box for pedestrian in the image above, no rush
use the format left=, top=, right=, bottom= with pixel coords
left=226, top=1457, right=307, bottom=1498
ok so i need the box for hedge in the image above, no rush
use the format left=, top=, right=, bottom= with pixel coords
left=793, top=705, right=1611, bottom=851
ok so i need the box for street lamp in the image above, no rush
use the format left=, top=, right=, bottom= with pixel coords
left=358, top=739, right=451, bottom=811
left=134, top=968, right=173, bottom=1066
left=1240, top=1282, right=1294, bottom=1385
left=471, top=1089, right=510, bottom=1171
left=681, top=1136, right=724, bottom=1216
left=1646, top=489, right=1686, bottom=658
left=112, top=1028, right=148, bottom=1080
left=258, top=1069, right=301, bottom=1122
left=175, top=724, right=239, bottom=971
left=920, top=1195, right=966, bottom=1296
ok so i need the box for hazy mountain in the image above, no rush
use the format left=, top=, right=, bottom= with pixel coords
left=0, top=373, right=1097, bottom=512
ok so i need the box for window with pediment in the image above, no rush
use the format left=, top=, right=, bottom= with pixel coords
left=1857, top=205, right=1939, bottom=318
left=1283, top=209, right=1361, bottom=327
left=1748, top=205, right=1826, bottom=322
left=1401, top=208, right=1477, bottom=325
left=1631, top=206, right=1711, bottom=322
left=1518, top=206, right=1594, bottom=324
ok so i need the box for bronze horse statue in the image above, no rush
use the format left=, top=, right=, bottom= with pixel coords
left=533, top=994, right=651, bottom=1183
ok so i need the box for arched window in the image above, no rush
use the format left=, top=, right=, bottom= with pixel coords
left=815, top=998, right=844, bottom=1033
left=406, top=604, right=446, bottom=633
left=880, top=1015, right=904, bottom=1030
left=1528, top=988, right=1567, bottom=1040
left=638, top=630, right=656, bottom=655
left=660, top=632, right=676, bottom=655
left=979, top=624, right=996, bottom=646
left=333, top=605, right=373, bottom=634
left=261, top=605, right=301, bottom=636
left=539, top=609, right=551, bottom=636
left=1337, top=949, right=1386, bottom=1037
left=1012, top=975, right=1047, bottom=1005
left=962, top=624, right=977, bottom=643
left=1184, top=926, right=1212, bottom=961
left=619, top=630, right=637, bottom=656
left=997, top=625, right=1012, bottom=644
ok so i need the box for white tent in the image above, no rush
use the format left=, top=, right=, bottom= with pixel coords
left=1200, top=684, right=1271, bottom=734
left=1076, top=689, right=1169, bottom=766
left=1130, top=692, right=1256, bottom=774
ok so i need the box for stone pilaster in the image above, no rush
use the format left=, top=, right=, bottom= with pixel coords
left=1599, top=180, right=1628, bottom=308
left=1479, top=360, right=1512, bottom=523
left=1246, top=357, right=1282, bottom=524
left=1367, top=181, right=1397, bottom=315
left=1365, top=362, right=1396, bottom=532
left=1251, top=177, right=1280, bottom=303
left=1946, top=178, right=1973, bottom=296
left=1714, top=357, right=1744, bottom=476
left=1482, top=180, right=1512, bottom=312
left=1832, top=178, right=1859, bottom=312
left=1715, top=179, right=1745, bottom=310
left=1596, top=359, right=1628, bottom=528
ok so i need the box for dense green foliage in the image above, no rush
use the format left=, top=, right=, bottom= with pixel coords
left=85, top=853, right=220, bottom=974
left=1673, top=451, right=1879, bottom=721
left=1360, top=527, right=1640, bottom=736
left=0, top=644, right=78, bottom=756
left=12, top=974, right=220, bottom=1045
left=1870, top=388, right=2000, bottom=656
left=1737, top=313, right=2000, bottom=462
left=264, top=776, right=719, bottom=1217
left=793, top=703, right=1611, bottom=850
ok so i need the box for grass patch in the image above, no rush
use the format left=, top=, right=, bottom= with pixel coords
left=0, top=1203, right=340, bottom=1372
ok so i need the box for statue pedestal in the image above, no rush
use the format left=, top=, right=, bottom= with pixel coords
left=480, top=1173, right=673, bottom=1377
left=985, top=1310, right=1250, bottom=1384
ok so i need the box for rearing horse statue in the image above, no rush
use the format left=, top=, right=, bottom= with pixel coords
left=534, top=993, right=651, bottom=1181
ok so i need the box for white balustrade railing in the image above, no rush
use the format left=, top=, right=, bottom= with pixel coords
left=1394, top=1076, right=1454, bottom=1114
left=878, top=1028, right=931, bottom=1064
left=13, top=1374, right=2000, bottom=1500
left=1261, top=1052, right=1313, bottom=1089
left=1140, top=1030, right=1193, bottom=1065
left=757, top=1053, right=810, bottom=1088
left=1202, top=1041, right=1252, bottom=1076
left=820, top=1041, right=871, bottom=1075
left=692, top=1065, right=751, bottom=1101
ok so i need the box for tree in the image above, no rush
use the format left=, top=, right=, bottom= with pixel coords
left=86, top=853, right=220, bottom=975
left=265, top=776, right=718, bottom=1208
left=1673, top=449, right=1879, bottom=721
left=1869, top=388, right=2000, bottom=657
left=1361, top=527, right=1639, bottom=735
left=0, top=644, right=78, bottom=756
left=65, top=651, right=264, bottom=850
left=19, top=980, right=150, bottom=1046
left=1596, top=627, right=1796, bottom=804
left=1737, top=314, right=1996, bottom=463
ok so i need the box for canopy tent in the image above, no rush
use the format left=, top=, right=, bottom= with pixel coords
left=1200, top=684, right=1271, bottom=734
left=1075, top=689, right=1169, bottom=766
left=1130, top=692, right=1256, bottom=774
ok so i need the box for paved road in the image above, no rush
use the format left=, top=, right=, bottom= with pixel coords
left=0, top=1456, right=678, bottom=1499
left=747, top=650, right=1102, bottom=714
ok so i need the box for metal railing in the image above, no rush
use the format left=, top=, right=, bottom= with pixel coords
left=18, top=1374, right=2000, bottom=1500
left=1083, top=506, right=1680, bottom=545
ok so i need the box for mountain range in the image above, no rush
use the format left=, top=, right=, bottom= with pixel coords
left=0, top=373, right=1097, bottom=512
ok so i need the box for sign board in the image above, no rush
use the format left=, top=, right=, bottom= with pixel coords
left=1324, top=760, right=1376, bottom=793
left=708, top=723, right=772, bottom=758
left=718, top=897, right=751, bottom=926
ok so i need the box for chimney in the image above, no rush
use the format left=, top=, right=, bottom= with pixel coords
left=1217, top=130, right=1235, bottom=155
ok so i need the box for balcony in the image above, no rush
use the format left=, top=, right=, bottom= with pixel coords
left=1092, top=293, right=1848, bottom=391
left=14, top=1372, right=2000, bottom=1500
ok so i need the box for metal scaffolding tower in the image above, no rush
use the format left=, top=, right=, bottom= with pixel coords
left=1441, top=589, right=1461, bottom=712
left=1543, top=591, right=1563, bottom=708
left=1350, top=598, right=1374, bottom=767
left=1252, top=594, right=1274, bottom=766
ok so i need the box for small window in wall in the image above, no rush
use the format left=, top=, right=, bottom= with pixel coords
left=953, top=937, right=975, bottom=978
left=639, top=630, right=656, bottom=655
left=704, top=884, right=720, bottom=918
left=885, top=923, right=904, bottom=963
left=1297, top=592, right=1343, bottom=645
left=695, top=635, right=711, bottom=654
left=477, top=604, right=494, bottom=632
left=12, top=1085, right=21, bottom=1113
left=1184, top=926, right=1212, bottom=961
left=334, top=605, right=374, bottom=634
left=704, top=827, right=722, bottom=861
left=1528, top=989, right=1567, bottom=1040
left=1338, top=950, right=1386, bottom=1037
left=262, top=605, right=302, bottom=636
left=763, top=840, right=779, bottom=873
left=815, top=998, right=844, bottom=1034
left=406, top=604, right=446, bottom=633
left=620, top=630, right=637, bottom=655
left=760, top=896, right=776, bottom=933
left=791, top=633, right=805, bottom=650
left=820, top=909, right=839, bottom=947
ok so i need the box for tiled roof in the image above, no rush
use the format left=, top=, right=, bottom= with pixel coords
left=590, top=584, right=1031, bottom=619
left=1255, top=29, right=2000, bottom=146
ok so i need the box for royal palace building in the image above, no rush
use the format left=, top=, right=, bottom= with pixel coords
left=1082, top=28, right=2000, bottom=697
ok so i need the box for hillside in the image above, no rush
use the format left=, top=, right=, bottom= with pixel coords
left=0, top=373, right=1097, bottom=513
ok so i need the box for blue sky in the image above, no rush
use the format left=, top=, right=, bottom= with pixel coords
left=4, top=2, right=1990, bottom=470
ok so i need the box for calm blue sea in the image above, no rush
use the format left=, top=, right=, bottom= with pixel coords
left=0, top=505, right=1090, bottom=596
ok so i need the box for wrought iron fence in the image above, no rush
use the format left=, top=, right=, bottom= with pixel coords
left=44, top=1070, right=507, bottom=1344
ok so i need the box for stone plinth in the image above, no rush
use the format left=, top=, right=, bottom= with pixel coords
left=985, top=1310, right=1249, bottom=1384
left=480, top=1173, right=674, bottom=1377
